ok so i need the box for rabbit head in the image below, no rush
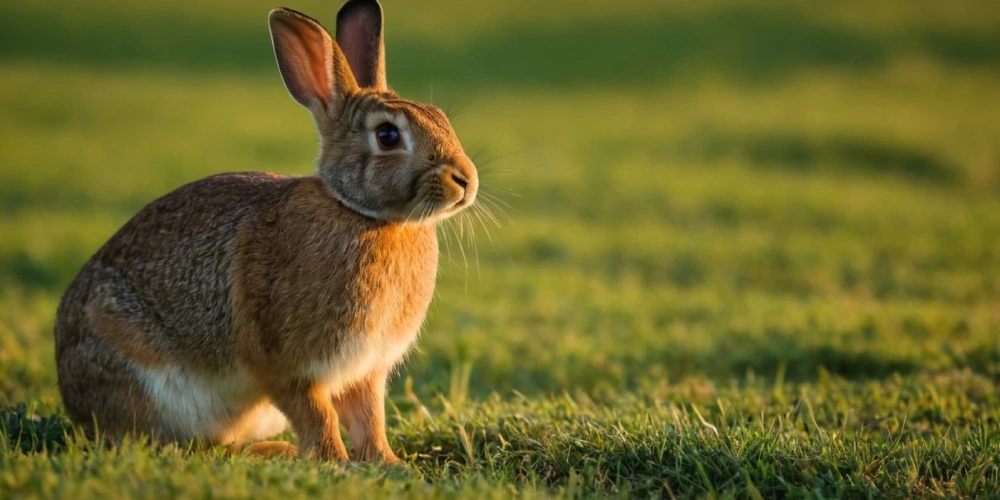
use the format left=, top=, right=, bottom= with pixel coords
left=269, top=1, right=477, bottom=224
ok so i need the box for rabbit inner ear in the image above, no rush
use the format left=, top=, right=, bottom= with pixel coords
left=269, top=8, right=358, bottom=110
left=336, top=0, right=388, bottom=91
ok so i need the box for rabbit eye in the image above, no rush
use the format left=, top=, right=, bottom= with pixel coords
left=375, top=123, right=401, bottom=151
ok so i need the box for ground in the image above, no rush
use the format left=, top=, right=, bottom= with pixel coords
left=1, top=0, right=999, bottom=497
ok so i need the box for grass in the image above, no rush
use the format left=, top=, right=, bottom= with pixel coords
left=2, top=0, right=1000, bottom=497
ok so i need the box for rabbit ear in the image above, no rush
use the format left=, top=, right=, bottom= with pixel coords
left=336, top=0, right=387, bottom=91
left=269, top=8, right=359, bottom=111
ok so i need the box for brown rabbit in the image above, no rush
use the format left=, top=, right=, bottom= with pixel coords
left=54, top=0, right=477, bottom=463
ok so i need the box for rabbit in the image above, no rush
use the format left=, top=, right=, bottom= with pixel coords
left=53, top=0, right=478, bottom=463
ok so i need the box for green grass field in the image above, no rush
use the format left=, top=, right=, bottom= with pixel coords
left=2, top=0, right=1000, bottom=497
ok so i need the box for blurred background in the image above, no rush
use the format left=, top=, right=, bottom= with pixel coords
left=1, top=0, right=999, bottom=405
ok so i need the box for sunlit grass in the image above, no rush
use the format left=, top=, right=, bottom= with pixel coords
left=2, top=0, right=999, bottom=496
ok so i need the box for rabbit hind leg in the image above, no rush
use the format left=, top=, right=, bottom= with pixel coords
left=56, top=329, right=163, bottom=442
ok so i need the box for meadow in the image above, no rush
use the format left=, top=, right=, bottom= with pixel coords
left=2, top=0, right=1000, bottom=497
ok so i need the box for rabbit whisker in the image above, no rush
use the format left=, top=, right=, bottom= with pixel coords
left=444, top=87, right=477, bottom=121
left=469, top=141, right=499, bottom=165
left=475, top=151, right=524, bottom=169
left=478, top=192, right=516, bottom=221
left=480, top=185, right=521, bottom=200
left=484, top=203, right=505, bottom=228
left=469, top=204, right=493, bottom=244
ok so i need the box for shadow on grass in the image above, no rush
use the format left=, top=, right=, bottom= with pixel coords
left=588, top=131, right=963, bottom=187
left=681, top=131, right=963, bottom=184
left=702, top=337, right=922, bottom=382
left=0, top=403, right=71, bottom=453
left=2, top=3, right=998, bottom=88
left=0, top=187, right=153, bottom=216
left=408, top=320, right=1000, bottom=399
left=407, top=340, right=929, bottom=401
left=0, top=248, right=89, bottom=295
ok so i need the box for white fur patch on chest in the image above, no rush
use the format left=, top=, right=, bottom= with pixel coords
left=302, top=330, right=417, bottom=395
left=131, top=362, right=287, bottom=443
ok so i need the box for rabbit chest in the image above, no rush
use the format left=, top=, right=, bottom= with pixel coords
left=232, top=204, right=439, bottom=394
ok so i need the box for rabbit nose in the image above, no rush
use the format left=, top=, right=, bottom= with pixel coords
left=445, top=156, right=478, bottom=206
left=450, top=172, right=469, bottom=190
